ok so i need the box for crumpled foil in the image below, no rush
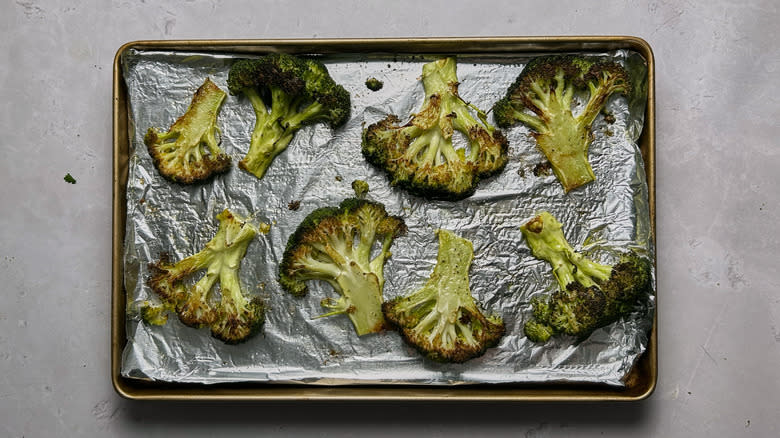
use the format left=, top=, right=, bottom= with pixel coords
left=121, top=48, right=653, bottom=386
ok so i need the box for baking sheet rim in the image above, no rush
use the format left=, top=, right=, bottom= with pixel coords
left=111, top=36, right=656, bottom=401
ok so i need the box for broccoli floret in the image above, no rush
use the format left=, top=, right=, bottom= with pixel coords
left=382, top=229, right=505, bottom=363
left=148, top=209, right=265, bottom=344
left=279, top=198, right=406, bottom=336
left=365, top=77, right=383, bottom=91
left=227, top=54, right=351, bottom=179
left=493, top=55, right=630, bottom=192
left=520, top=211, right=651, bottom=342
left=362, top=57, right=509, bottom=201
left=144, top=78, right=231, bottom=184
left=351, top=179, right=369, bottom=198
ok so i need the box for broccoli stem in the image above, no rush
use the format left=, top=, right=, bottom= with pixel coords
left=218, top=266, right=246, bottom=315
left=368, top=234, right=394, bottom=288
left=534, top=108, right=596, bottom=192
left=581, top=78, right=625, bottom=127
left=407, top=230, right=479, bottom=348
left=520, top=74, right=594, bottom=191
left=567, top=249, right=612, bottom=283
left=521, top=212, right=613, bottom=290
left=298, top=223, right=389, bottom=335
left=421, top=57, right=456, bottom=97
left=329, top=262, right=385, bottom=336
left=451, top=104, right=481, bottom=161
left=239, top=88, right=326, bottom=179
left=510, top=110, right=546, bottom=133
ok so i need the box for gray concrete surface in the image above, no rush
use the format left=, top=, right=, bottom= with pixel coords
left=1, top=0, right=778, bottom=436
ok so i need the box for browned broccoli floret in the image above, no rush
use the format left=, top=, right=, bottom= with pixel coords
left=493, top=55, right=630, bottom=192
left=279, top=198, right=406, bottom=336
left=382, top=229, right=505, bottom=362
left=362, top=57, right=509, bottom=201
left=148, top=209, right=265, bottom=344
left=520, top=212, right=651, bottom=343
left=144, top=78, right=231, bottom=184
left=227, top=54, right=351, bottom=179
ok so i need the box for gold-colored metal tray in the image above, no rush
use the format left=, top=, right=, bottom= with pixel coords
left=112, top=36, right=656, bottom=401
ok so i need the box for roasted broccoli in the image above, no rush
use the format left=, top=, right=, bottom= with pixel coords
left=493, top=55, right=630, bottom=192
left=279, top=198, right=406, bottom=336
left=144, top=78, right=231, bottom=184
left=382, top=229, right=505, bottom=363
left=148, top=209, right=266, bottom=344
left=362, top=57, right=509, bottom=201
left=227, top=53, right=351, bottom=179
left=520, top=212, right=651, bottom=342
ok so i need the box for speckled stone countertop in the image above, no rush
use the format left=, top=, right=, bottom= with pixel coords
left=1, top=1, right=777, bottom=436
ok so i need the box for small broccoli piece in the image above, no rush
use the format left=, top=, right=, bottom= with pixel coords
left=520, top=212, right=651, bottom=342
left=64, top=173, right=76, bottom=184
left=351, top=179, right=369, bottom=198
left=227, top=54, right=351, bottom=179
left=279, top=198, right=406, bottom=336
left=144, top=78, right=231, bottom=184
left=493, top=55, right=630, bottom=192
left=136, top=300, right=174, bottom=326
left=148, top=209, right=265, bottom=344
left=365, top=77, right=383, bottom=91
left=382, top=230, right=505, bottom=363
left=362, top=57, right=509, bottom=201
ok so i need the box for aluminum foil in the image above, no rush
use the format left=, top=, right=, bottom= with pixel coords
left=120, top=48, right=653, bottom=386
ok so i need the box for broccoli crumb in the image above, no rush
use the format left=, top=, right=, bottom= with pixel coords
left=365, top=77, right=384, bottom=91
left=351, top=180, right=369, bottom=198
left=335, top=175, right=343, bottom=182
left=64, top=173, right=76, bottom=184
left=533, top=162, right=552, bottom=177
left=288, top=200, right=301, bottom=211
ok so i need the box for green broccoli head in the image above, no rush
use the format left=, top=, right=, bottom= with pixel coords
left=362, top=57, right=509, bottom=201
left=227, top=54, right=351, bottom=179
left=278, top=198, right=406, bottom=336
left=144, top=78, right=231, bottom=184
left=382, top=229, right=505, bottom=363
left=493, top=55, right=630, bottom=192
left=148, top=209, right=266, bottom=344
left=520, top=211, right=651, bottom=342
